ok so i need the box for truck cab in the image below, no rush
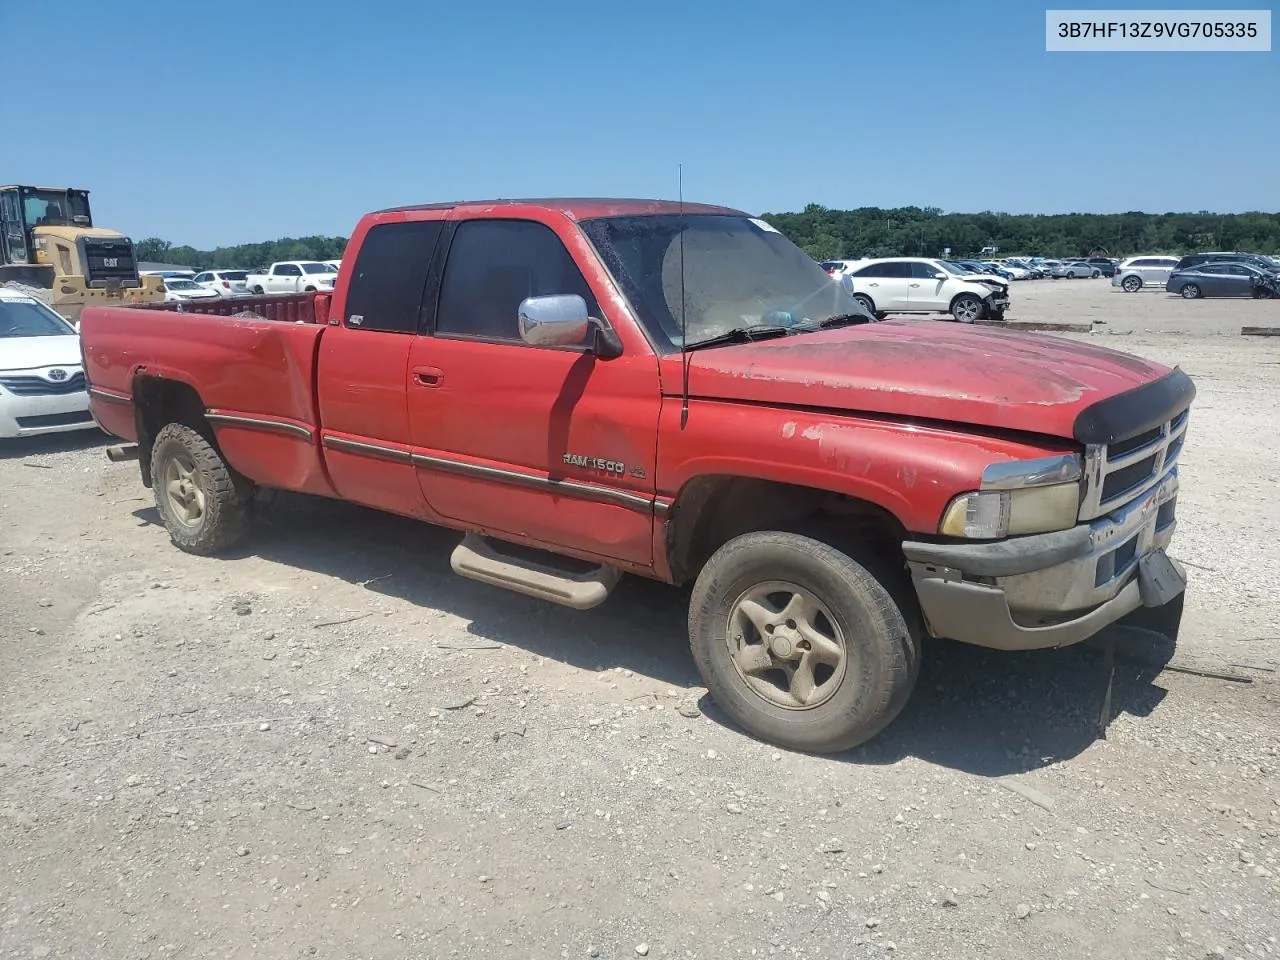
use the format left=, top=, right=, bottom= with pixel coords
left=0, top=185, right=163, bottom=321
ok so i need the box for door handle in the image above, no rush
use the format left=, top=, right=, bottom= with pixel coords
left=909, top=283, right=921, bottom=287
left=413, top=365, right=444, bottom=387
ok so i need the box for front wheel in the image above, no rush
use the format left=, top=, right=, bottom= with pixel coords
left=950, top=293, right=983, bottom=323
left=253, top=285, right=265, bottom=295
left=688, top=531, right=920, bottom=754
left=150, top=423, right=254, bottom=555
left=1179, top=283, right=1202, bottom=299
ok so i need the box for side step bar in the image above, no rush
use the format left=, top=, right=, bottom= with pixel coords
left=450, top=533, right=620, bottom=611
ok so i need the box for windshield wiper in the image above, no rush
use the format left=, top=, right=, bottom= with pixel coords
left=787, top=312, right=876, bottom=333
left=683, top=324, right=793, bottom=352
left=814, top=312, right=874, bottom=329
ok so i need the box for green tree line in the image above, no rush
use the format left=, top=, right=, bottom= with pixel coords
left=134, top=236, right=348, bottom=270
left=135, top=205, right=1280, bottom=270
left=759, top=205, right=1280, bottom=261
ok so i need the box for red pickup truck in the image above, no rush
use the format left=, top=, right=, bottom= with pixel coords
left=80, top=198, right=1193, bottom=753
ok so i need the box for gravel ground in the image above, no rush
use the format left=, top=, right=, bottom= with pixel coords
left=1, top=289, right=1278, bottom=960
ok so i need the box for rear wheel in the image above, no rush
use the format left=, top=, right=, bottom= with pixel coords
left=1122, top=275, right=1142, bottom=292
left=1179, top=283, right=1202, bottom=299
left=688, top=531, right=919, bottom=754
left=150, top=423, right=254, bottom=555
left=950, top=293, right=983, bottom=323
left=1091, top=269, right=1102, bottom=279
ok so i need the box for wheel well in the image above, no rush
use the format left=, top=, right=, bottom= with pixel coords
left=665, top=476, right=908, bottom=588
left=852, top=292, right=877, bottom=311
left=132, top=376, right=210, bottom=487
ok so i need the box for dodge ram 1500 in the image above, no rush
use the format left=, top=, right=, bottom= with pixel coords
left=79, top=198, right=1193, bottom=753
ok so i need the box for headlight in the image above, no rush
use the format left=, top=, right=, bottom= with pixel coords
left=939, top=454, right=1082, bottom=539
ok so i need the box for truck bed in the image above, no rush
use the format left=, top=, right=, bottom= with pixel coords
left=80, top=294, right=336, bottom=497
left=129, top=291, right=326, bottom=324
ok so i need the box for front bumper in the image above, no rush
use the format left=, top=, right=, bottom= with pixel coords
left=0, top=389, right=96, bottom=439
left=984, top=293, right=1011, bottom=315
left=903, top=470, right=1185, bottom=651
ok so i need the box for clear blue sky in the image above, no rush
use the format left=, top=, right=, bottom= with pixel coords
left=9, top=0, right=1276, bottom=247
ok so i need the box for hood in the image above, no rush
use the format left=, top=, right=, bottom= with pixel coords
left=968, top=274, right=1008, bottom=288
left=680, top=320, right=1173, bottom=441
left=0, top=334, right=82, bottom=372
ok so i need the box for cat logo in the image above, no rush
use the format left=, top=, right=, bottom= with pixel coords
left=563, top=453, right=625, bottom=475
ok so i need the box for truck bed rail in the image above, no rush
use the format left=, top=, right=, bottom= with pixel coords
left=131, top=292, right=327, bottom=324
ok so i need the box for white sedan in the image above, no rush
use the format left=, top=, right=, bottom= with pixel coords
left=162, top=278, right=222, bottom=302
left=0, top=289, right=98, bottom=439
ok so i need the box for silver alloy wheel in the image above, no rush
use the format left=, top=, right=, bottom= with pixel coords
left=1180, top=283, right=1201, bottom=299
left=163, top=452, right=206, bottom=527
left=725, top=580, right=848, bottom=710
left=1122, top=276, right=1142, bottom=292
left=952, top=295, right=982, bottom=322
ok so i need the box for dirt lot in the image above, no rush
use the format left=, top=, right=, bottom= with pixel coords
left=2, top=283, right=1278, bottom=960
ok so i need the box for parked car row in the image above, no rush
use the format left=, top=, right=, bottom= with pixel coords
left=1112, top=251, right=1280, bottom=295
left=822, top=255, right=1120, bottom=282
left=143, top=260, right=344, bottom=300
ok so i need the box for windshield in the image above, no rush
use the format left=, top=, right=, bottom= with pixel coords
left=166, top=279, right=199, bottom=290
left=22, top=190, right=91, bottom=227
left=301, top=262, right=335, bottom=274
left=0, top=297, right=76, bottom=338
left=580, top=214, right=866, bottom=352
left=939, top=261, right=970, bottom=276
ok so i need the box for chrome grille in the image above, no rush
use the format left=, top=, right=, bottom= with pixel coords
left=1079, top=407, right=1189, bottom=521
left=0, top=372, right=87, bottom=396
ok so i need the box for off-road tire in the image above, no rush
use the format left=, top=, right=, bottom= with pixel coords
left=689, top=531, right=920, bottom=754
left=150, top=423, right=254, bottom=556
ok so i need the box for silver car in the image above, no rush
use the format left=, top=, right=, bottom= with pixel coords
left=1061, top=260, right=1100, bottom=279
left=1112, top=256, right=1181, bottom=292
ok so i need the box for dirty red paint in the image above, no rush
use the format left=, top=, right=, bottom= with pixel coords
left=80, top=199, right=1178, bottom=582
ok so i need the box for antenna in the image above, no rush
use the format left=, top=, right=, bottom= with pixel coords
left=678, top=163, right=690, bottom=430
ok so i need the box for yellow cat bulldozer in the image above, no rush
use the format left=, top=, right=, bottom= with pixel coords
left=0, top=185, right=164, bottom=321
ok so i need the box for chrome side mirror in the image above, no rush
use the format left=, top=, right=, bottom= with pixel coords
left=518, top=294, right=591, bottom=347
left=517, top=294, right=622, bottom=358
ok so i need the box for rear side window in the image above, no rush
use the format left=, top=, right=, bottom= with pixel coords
left=344, top=220, right=443, bottom=333
left=881, top=261, right=912, bottom=278
left=435, top=219, right=599, bottom=342
left=851, top=262, right=885, bottom=277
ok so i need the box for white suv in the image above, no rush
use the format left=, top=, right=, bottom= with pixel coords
left=1112, top=256, right=1180, bottom=292
left=842, top=257, right=1010, bottom=322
